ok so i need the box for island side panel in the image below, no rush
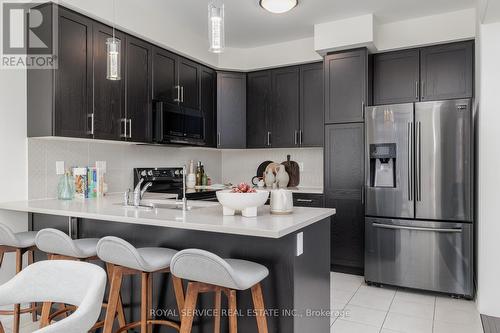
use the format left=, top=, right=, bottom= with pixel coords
left=293, top=218, right=331, bottom=332
left=32, top=214, right=335, bottom=333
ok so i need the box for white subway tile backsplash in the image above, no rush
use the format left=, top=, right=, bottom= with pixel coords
left=28, top=139, right=324, bottom=198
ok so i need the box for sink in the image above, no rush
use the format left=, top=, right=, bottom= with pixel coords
left=114, top=202, right=201, bottom=211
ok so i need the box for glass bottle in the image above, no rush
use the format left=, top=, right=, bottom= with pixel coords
left=58, top=170, right=75, bottom=200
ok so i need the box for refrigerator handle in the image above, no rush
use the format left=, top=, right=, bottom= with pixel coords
left=416, top=121, right=422, bottom=202
left=408, top=122, right=413, bottom=201
left=372, top=223, right=462, bottom=233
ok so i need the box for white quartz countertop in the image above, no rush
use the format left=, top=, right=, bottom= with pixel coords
left=0, top=195, right=335, bottom=239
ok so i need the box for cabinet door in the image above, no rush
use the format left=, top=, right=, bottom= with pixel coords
left=300, top=62, right=324, bottom=147
left=271, top=66, right=300, bottom=148
left=201, top=66, right=216, bottom=147
left=246, top=71, right=271, bottom=148
left=420, top=41, right=473, bottom=101
left=152, top=47, right=177, bottom=103
left=54, top=8, right=93, bottom=138
left=178, top=57, right=200, bottom=112
left=92, top=23, right=125, bottom=141
left=373, top=49, right=420, bottom=105
left=325, top=123, right=365, bottom=271
left=125, top=36, right=152, bottom=143
left=217, top=72, right=246, bottom=149
left=325, top=49, right=367, bottom=124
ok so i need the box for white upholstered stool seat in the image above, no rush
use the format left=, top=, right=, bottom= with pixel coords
left=171, top=249, right=269, bottom=290
left=0, top=222, right=37, bottom=248
left=96, top=236, right=178, bottom=272
left=171, top=249, right=270, bottom=333
left=35, top=228, right=99, bottom=259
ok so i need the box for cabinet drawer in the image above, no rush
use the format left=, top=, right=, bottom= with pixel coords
left=293, top=193, right=324, bottom=207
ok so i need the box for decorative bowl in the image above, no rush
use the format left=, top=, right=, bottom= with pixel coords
left=216, top=190, right=269, bottom=217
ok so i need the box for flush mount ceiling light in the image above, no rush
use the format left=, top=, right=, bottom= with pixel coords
left=259, top=0, right=298, bottom=14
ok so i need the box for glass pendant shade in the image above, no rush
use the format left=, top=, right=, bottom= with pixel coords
left=208, top=2, right=225, bottom=53
left=260, top=0, right=298, bottom=14
left=106, top=37, right=121, bottom=80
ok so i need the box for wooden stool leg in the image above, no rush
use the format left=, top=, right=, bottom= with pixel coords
left=40, top=302, right=52, bottom=327
left=228, top=290, right=238, bottom=333
left=0, top=251, right=4, bottom=266
left=213, top=290, right=222, bottom=333
left=251, top=283, right=268, bottom=333
left=103, top=267, right=123, bottom=333
left=13, top=249, right=22, bottom=333
left=147, top=273, right=153, bottom=333
left=180, top=282, right=200, bottom=333
left=27, top=250, right=37, bottom=322
left=140, top=272, right=149, bottom=333
left=106, top=263, right=126, bottom=327
left=171, top=275, right=185, bottom=315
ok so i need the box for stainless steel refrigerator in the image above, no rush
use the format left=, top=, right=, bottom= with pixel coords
left=364, top=99, right=473, bottom=298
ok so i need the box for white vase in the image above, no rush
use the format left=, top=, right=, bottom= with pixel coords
left=275, top=165, right=289, bottom=188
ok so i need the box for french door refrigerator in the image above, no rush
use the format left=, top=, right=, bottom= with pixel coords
left=364, top=99, right=473, bottom=298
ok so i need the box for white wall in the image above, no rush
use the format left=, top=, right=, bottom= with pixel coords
left=0, top=68, right=28, bottom=284
left=476, top=20, right=500, bottom=318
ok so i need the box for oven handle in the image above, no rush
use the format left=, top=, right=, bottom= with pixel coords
left=372, top=223, right=462, bottom=233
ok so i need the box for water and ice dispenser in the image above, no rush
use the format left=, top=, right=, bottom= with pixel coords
left=369, top=143, right=396, bottom=188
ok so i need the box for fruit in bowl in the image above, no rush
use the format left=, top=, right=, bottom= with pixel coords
left=217, top=183, right=269, bottom=217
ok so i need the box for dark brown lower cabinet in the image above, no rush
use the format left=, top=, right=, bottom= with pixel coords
left=324, top=123, right=365, bottom=274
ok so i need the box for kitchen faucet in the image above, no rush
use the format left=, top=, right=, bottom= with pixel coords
left=132, top=178, right=153, bottom=207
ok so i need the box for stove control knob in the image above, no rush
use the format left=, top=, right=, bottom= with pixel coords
left=147, top=170, right=153, bottom=176
left=174, top=170, right=180, bottom=175
left=140, top=170, right=147, bottom=177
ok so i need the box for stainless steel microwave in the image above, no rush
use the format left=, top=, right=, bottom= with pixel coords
left=153, top=101, right=205, bottom=145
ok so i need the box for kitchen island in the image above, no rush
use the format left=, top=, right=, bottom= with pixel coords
left=0, top=195, right=335, bottom=333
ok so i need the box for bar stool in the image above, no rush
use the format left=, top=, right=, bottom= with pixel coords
left=0, top=223, right=38, bottom=333
left=96, top=236, right=185, bottom=333
left=34, top=228, right=126, bottom=330
left=170, top=249, right=269, bottom=333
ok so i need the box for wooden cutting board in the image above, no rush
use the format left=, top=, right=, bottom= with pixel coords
left=281, top=155, right=300, bottom=187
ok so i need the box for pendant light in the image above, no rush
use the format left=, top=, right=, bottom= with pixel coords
left=106, top=0, right=121, bottom=80
left=260, top=0, right=298, bottom=14
left=208, top=0, right=225, bottom=53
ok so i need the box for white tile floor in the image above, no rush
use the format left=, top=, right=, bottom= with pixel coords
left=331, top=272, right=484, bottom=333
left=0, top=273, right=485, bottom=333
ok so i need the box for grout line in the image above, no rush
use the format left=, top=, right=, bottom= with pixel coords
left=331, top=275, right=364, bottom=327
left=378, top=287, right=398, bottom=333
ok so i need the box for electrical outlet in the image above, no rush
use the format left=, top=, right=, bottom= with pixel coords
left=298, top=162, right=304, bottom=172
left=56, top=161, right=65, bottom=175
left=296, top=232, right=304, bottom=256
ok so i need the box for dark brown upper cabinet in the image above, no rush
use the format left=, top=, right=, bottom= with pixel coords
left=217, top=72, right=247, bottom=149
left=246, top=63, right=324, bottom=149
left=178, top=57, right=201, bottom=112
left=152, top=47, right=178, bottom=104
left=373, top=49, right=420, bottom=105
left=28, top=6, right=93, bottom=138
left=271, top=66, right=300, bottom=148
left=324, top=49, right=368, bottom=124
left=125, top=35, right=152, bottom=143
left=300, top=62, right=324, bottom=147
left=420, top=41, right=473, bottom=101
left=247, top=71, right=272, bottom=148
left=201, top=66, right=217, bottom=147
left=92, top=23, right=125, bottom=141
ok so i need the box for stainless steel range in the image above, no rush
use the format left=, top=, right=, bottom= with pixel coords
left=364, top=99, right=474, bottom=298
left=134, top=168, right=219, bottom=201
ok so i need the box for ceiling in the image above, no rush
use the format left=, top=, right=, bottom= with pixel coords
left=162, top=0, right=475, bottom=48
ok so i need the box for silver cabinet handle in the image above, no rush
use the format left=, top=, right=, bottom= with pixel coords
left=416, top=121, right=422, bottom=201
left=120, top=118, right=127, bottom=138
left=87, top=114, right=94, bottom=135
left=294, top=130, right=298, bottom=145
left=128, top=119, right=132, bottom=139
left=299, top=130, right=303, bottom=145
left=217, top=132, right=221, bottom=147
left=267, top=132, right=271, bottom=146
left=372, top=222, right=462, bottom=233
left=180, top=86, right=184, bottom=103
left=174, top=85, right=181, bottom=103
left=415, top=81, right=419, bottom=99
left=296, top=199, right=313, bottom=203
